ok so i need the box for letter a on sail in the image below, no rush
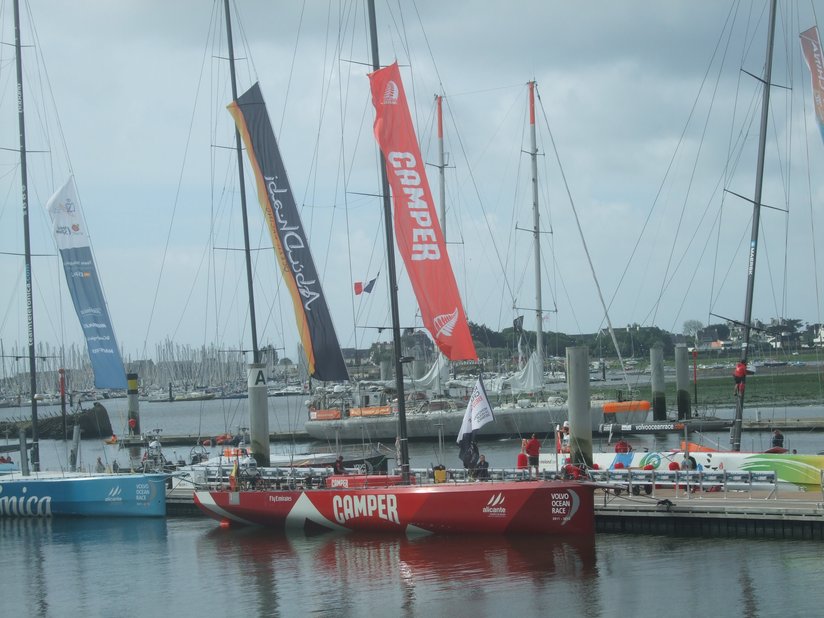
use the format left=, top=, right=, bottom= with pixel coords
left=369, top=63, right=477, bottom=361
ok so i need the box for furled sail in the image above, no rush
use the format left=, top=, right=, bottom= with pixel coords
left=368, top=62, right=477, bottom=361
left=45, top=177, right=127, bottom=389
left=801, top=26, right=824, bottom=144
left=508, top=351, right=544, bottom=394
left=227, top=83, right=348, bottom=382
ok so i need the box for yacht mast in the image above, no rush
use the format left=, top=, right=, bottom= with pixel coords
left=14, top=0, right=39, bottom=471
left=223, top=0, right=269, bottom=466
left=731, top=0, right=777, bottom=452
left=437, top=95, right=446, bottom=238
left=223, top=0, right=260, bottom=365
left=529, top=81, right=543, bottom=377
left=367, top=0, right=410, bottom=481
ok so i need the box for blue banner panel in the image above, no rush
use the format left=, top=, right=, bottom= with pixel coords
left=59, top=246, right=127, bottom=389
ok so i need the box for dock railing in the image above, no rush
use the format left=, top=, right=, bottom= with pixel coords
left=587, top=468, right=779, bottom=501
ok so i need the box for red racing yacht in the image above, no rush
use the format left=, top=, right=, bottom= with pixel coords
left=194, top=473, right=594, bottom=535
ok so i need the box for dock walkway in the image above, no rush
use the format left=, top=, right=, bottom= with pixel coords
left=595, top=486, right=824, bottom=539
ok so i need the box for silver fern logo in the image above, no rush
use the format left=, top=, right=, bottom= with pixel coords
left=382, top=81, right=399, bottom=104
left=433, top=308, right=458, bottom=338
left=482, top=492, right=506, bottom=516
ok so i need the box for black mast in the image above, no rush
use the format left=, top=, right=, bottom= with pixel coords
left=223, top=0, right=260, bottom=364
left=14, top=0, right=39, bottom=471
left=367, top=0, right=410, bottom=481
left=731, top=0, right=777, bottom=452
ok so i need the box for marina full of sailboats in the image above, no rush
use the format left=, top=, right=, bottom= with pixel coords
left=0, top=0, right=165, bottom=518
left=5, top=0, right=824, bottom=533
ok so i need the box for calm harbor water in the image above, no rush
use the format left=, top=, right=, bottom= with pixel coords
left=3, top=517, right=824, bottom=617
left=3, top=397, right=824, bottom=616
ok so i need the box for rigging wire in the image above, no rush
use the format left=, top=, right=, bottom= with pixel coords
left=533, top=83, right=631, bottom=392
left=603, top=1, right=740, bottom=338
left=140, top=1, right=218, bottom=361
left=409, top=0, right=519, bottom=321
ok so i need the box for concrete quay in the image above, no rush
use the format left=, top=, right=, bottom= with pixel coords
left=117, top=417, right=824, bottom=449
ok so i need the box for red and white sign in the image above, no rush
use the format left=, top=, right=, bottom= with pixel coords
left=369, top=62, right=477, bottom=361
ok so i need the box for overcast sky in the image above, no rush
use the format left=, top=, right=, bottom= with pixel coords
left=2, top=0, right=824, bottom=368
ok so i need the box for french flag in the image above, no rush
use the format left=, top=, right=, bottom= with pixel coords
left=354, top=274, right=378, bottom=295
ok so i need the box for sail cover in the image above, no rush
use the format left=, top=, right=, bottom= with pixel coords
left=801, top=26, right=824, bottom=144
left=228, top=83, right=348, bottom=382
left=45, top=177, right=127, bottom=389
left=369, top=62, right=477, bottom=361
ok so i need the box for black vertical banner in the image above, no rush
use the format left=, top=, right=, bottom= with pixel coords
left=228, top=83, right=348, bottom=382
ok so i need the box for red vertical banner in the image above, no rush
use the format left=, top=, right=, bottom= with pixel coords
left=801, top=26, right=824, bottom=144
left=369, top=63, right=477, bottom=361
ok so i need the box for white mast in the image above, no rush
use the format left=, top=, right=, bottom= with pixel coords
left=529, top=81, right=543, bottom=378
left=437, top=95, right=446, bottom=238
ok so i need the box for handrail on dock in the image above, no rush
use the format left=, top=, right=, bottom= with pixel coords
left=587, top=468, right=779, bottom=501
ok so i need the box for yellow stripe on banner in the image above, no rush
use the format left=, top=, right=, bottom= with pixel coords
left=227, top=100, right=317, bottom=376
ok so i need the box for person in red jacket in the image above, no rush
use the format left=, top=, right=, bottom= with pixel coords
left=516, top=440, right=529, bottom=471
left=525, top=433, right=541, bottom=478
left=733, top=360, right=752, bottom=395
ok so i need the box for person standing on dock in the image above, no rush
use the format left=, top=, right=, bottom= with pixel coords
left=525, top=433, right=541, bottom=478
left=771, top=429, right=784, bottom=449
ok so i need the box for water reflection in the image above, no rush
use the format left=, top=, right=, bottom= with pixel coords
left=5, top=518, right=824, bottom=615
left=196, top=527, right=598, bottom=614
left=1, top=518, right=168, bottom=617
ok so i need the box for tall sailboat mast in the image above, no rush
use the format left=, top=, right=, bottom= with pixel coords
left=223, top=0, right=269, bottom=466
left=223, top=0, right=259, bottom=365
left=367, top=0, right=410, bottom=481
left=437, top=95, right=446, bottom=238
left=14, top=0, right=39, bottom=471
left=529, top=81, right=543, bottom=376
left=731, top=0, right=777, bottom=452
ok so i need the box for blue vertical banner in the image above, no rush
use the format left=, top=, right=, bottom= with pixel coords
left=45, top=177, right=127, bottom=389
